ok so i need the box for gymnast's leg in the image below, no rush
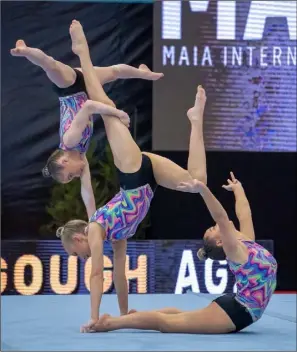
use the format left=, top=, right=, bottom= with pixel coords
left=129, top=308, right=183, bottom=315
left=10, top=41, right=163, bottom=89
left=70, top=20, right=142, bottom=173
left=10, top=39, right=76, bottom=88
left=70, top=20, right=206, bottom=186
left=91, top=302, right=235, bottom=334
left=142, top=85, right=207, bottom=189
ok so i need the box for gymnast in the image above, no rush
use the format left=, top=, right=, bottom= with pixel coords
left=10, top=33, right=163, bottom=218
left=89, top=172, right=278, bottom=334
left=55, top=20, right=207, bottom=332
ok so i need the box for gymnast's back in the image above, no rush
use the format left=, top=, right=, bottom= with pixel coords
left=227, top=240, right=277, bottom=321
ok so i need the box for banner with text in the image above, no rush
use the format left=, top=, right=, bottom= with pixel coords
left=1, top=240, right=273, bottom=295
left=153, top=0, right=296, bottom=151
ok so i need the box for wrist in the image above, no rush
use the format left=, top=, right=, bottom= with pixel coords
left=199, top=184, right=210, bottom=196
left=233, top=185, right=245, bottom=196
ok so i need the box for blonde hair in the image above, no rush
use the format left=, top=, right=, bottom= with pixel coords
left=197, top=247, right=208, bottom=261
left=56, top=219, right=88, bottom=244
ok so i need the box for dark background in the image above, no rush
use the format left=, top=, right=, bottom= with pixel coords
left=1, top=2, right=296, bottom=290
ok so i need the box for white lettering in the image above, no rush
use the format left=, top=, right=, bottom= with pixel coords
left=287, top=47, right=296, bottom=65
left=205, top=259, right=228, bottom=294
left=175, top=250, right=200, bottom=294
left=162, top=1, right=210, bottom=40
left=163, top=46, right=175, bottom=66
left=193, top=46, right=198, bottom=66
left=273, top=47, right=282, bottom=66
left=178, top=46, right=190, bottom=66
left=247, top=46, right=256, bottom=66
left=217, top=1, right=236, bottom=40
left=223, top=46, right=228, bottom=66
left=244, top=1, right=296, bottom=40
left=260, top=46, right=268, bottom=67
left=232, top=47, right=243, bottom=66
left=162, top=1, right=182, bottom=40
left=201, top=46, right=213, bottom=66
left=162, top=0, right=296, bottom=41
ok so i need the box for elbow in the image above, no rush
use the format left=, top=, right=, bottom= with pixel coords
left=84, top=100, right=96, bottom=114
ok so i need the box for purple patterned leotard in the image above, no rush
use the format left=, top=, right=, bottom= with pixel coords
left=89, top=184, right=154, bottom=241
left=59, top=92, right=93, bottom=153
left=228, top=240, right=277, bottom=321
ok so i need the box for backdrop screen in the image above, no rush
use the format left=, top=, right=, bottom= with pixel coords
left=153, top=1, right=296, bottom=151
left=1, top=240, right=273, bottom=296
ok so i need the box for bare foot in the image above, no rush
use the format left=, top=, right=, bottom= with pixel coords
left=10, top=39, right=30, bottom=57
left=187, top=85, right=207, bottom=122
left=92, top=314, right=111, bottom=332
left=69, top=20, right=89, bottom=56
left=139, top=64, right=164, bottom=81
left=86, top=100, right=130, bottom=128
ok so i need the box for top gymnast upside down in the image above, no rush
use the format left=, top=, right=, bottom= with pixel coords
left=11, top=25, right=163, bottom=219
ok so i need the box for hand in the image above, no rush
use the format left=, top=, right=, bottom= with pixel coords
left=176, top=179, right=206, bottom=193
left=80, top=318, right=98, bottom=333
left=222, top=172, right=242, bottom=192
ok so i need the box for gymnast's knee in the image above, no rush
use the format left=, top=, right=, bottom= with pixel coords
left=157, top=316, right=176, bottom=333
left=116, top=155, right=142, bottom=174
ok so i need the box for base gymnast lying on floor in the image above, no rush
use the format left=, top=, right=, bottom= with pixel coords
left=87, top=172, right=277, bottom=334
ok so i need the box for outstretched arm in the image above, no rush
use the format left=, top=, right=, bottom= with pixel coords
left=80, top=222, right=104, bottom=333
left=112, top=240, right=128, bottom=315
left=80, top=158, right=96, bottom=218
left=177, top=180, right=245, bottom=262
left=63, top=100, right=129, bottom=148
left=222, top=172, right=255, bottom=241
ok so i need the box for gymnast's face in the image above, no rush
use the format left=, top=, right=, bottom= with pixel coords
left=65, top=233, right=91, bottom=260
left=204, top=224, right=223, bottom=247
left=204, top=221, right=235, bottom=245
left=58, top=154, right=86, bottom=183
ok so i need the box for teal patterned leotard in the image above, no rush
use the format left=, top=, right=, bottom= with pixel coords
left=89, top=184, right=154, bottom=241
left=228, top=240, right=278, bottom=321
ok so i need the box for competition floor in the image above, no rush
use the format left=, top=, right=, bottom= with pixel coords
left=1, top=293, right=296, bottom=351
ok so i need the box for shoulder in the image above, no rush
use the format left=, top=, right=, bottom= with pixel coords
left=87, top=222, right=105, bottom=242
left=227, top=238, right=249, bottom=265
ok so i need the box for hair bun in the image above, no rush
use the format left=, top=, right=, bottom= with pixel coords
left=197, top=247, right=208, bottom=261
left=42, top=166, right=51, bottom=178
left=56, top=227, right=64, bottom=238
